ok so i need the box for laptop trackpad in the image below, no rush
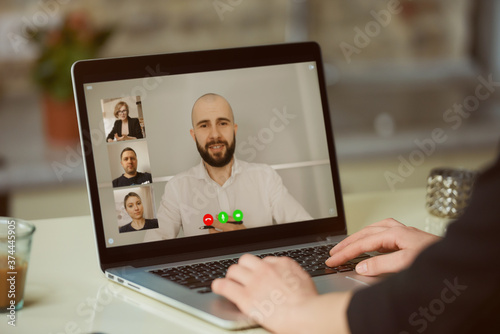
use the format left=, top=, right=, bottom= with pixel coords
left=314, top=274, right=377, bottom=294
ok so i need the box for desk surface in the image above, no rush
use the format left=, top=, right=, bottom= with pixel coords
left=1, top=187, right=440, bottom=334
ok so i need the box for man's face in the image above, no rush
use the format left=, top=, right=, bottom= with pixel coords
left=190, top=96, right=237, bottom=168
left=120, top=150, right=138, bottom=176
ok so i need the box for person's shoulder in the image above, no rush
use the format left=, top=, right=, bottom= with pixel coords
left=165, top=164, right=204, bottom=188
left=138, top=171, right=152, bottom=179
left=235, top=159, right=279, bottom=183
left=145, top=219, right=159, bottom=229
left=237, top=159, right=275, bottom=174
left=119, top=223, right=133, bottom=233
left=112, top=175, right=126, bottom=187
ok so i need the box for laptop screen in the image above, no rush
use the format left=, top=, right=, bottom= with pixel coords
left=73, top=43, right=346, bottom=263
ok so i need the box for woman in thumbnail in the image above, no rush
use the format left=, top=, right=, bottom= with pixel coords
left=119, top=192, right=158, bottom=233
left=106, top=101, right=143, bottom=142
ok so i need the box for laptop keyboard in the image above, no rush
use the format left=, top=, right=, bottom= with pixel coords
left=149, top=244, right=370, bottom=294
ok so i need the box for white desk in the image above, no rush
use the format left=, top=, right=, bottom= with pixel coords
left=1, top=187, right=440, bottom=334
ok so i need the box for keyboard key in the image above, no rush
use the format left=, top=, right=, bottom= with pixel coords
left=187, top=281, right=213, bottom=289
left=335, top=265, right=353, bottom=272
left=308, top=268, right=339, bottom=277
left=196, top=287, right=212, bottom=294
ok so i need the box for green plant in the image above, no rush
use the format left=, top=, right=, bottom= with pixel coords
left=32, top=11, right=112, bottom=101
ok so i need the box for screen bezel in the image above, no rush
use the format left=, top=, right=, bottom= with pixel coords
left=72, top=42, right=347, bottom=270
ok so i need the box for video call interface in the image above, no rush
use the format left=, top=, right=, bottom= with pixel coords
left=83, top=61, right=338, bottom=248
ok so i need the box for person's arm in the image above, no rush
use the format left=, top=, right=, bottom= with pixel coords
left=129, top=117, right=143, bottom=139
left=214, top=157, right=500, bottom=334
left=107, top=120, right=120, bottom=142
left=119, top=118, right=142, bottom=140
left=212, top=220, right=437, bottom=333
left=347, top=158, right=500, bottom=334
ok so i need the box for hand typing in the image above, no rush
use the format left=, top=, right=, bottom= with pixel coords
left=326, top=218, right=441, bottom=276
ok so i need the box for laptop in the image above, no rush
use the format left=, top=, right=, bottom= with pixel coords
left=71, top=42, right=378, bottom=329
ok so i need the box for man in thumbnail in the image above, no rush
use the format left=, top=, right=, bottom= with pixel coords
left=112, top=147, right=152, bottom=187
left=151, top=93, right=312, bottom=239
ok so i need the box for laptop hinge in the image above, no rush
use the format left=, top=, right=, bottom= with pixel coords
left=102, top=232, right=336, bottom=270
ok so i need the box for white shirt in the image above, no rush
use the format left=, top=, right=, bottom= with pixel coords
left=147, top=158, right=312, bottom=240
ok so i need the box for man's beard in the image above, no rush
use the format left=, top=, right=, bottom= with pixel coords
left=196, top=135, right=236, bottom=168
left=124, top=166, right=137, bottom=177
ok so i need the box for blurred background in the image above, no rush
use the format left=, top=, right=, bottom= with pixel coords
left=0, top=0, right=499, bottom=220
